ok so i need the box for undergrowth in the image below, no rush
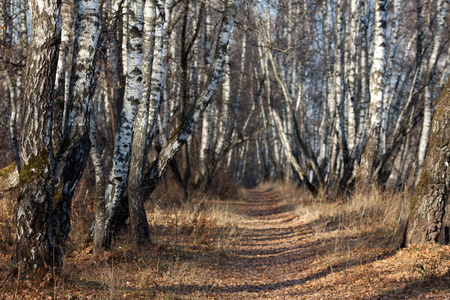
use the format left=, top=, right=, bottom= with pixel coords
left=1, top=178, right=449, bottom=299
left=262, top=181, right=411, bottom=251
left=0, top=176, right=246, bottom=299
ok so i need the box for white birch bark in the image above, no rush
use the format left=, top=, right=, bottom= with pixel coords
left=356, top=0, right=387, bottom=184
left=51, top=0, right=100, bottom=264
left=317, top=1, right=331, bottom=168
left=140, top=0, right=238, bottom=200
left=259, top=90, right=271, bottom=179
left=354, top=0, right=370, bottom=156
left=56, top=0, right=74, bottom=137
left=214, top=32, right=232, bottom=160
left=55, top=0, right=74, bottom=93
left=89, top=103, right=105, bottom=253
left=330, top=0, right=345, bottom=181
left=146, top=0, right=166, bottom=149
left=199, top=103, right=213, bottom=185
left=232, top=33, right=247, bottom=137
left=104, top=0, right=144, bottom=245
left=127, top=0, right=156, bottom=245
left=106, top=0, right=126, bottom=141
left=226, top=32, right=247, bottom=166
left=122, top=0, right=128, bottom=76
left=381, top=0, right=402, bottom=154
left=198, top=12, right=214, bottom=184
left=128, top=0, right=166, bottom=245
left=347, top=0, right=359, bottom=153
left=158, top=0, right=175, bottom=141
left=16, top=0, right=61, bottom=271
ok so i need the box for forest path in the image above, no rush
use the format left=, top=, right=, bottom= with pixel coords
left=208, top=188, right=323, bottom=299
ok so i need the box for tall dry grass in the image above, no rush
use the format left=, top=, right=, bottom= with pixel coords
left=147, top=183, right=246, bottom=252
left=0, top=173, right=246, bottom=298
left=263, top=181, right=411, bottom=251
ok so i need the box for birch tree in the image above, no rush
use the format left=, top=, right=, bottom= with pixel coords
left=105, top=0, right=238, bottom=241
left=50, top=0, right=100, bottom=264
left=355, top=0, right=387, bottom=186
left=416, top=0, right=449, bottom=180
left=15, top=0, right=99, bottom=271
left=128, top=0, right=166, bottom=246
left=15, top=0, right=62, bottom=273
left=103, top=0, right=145, bottom=247
left=403, top=79, right=450, bottom=245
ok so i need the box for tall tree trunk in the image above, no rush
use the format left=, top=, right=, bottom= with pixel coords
left=197, top=12, right=214, bottom=188
left=353, top=0, right=369, bottom=159
left=403, top=80, right=450, bottom=245
left=347, top=0, right=359, bottom=154
left=355, top=0, right=387, bottom=187
left=103, top=0, right=145, bottom=247
left=382, top=0, right=402, bottom=154
left=90, top=109, right=106, bottom=253
left=106, top=0, right=126, bottom=142
left=416, top=0, right=449, bottom=181
left=212, top=32, right=232, bottom=175
left=15, top=0, right=62, bottom=272
left=106, top=0, right=238, bottom=238
left=51, top=0, right=99, bottom=266
left=128, top=0, right=166, bottom=246
left=55, top=0, right=74, bottom=143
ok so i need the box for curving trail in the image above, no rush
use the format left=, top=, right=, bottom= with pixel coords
left=201, top=189, right=450, bottom=300
left=209, top=189, right=324, bottom=299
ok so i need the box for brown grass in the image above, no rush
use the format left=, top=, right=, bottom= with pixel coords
left=266, top=181, right=411, bottom=251
left=254, top=181, right=450, bottom=299
left=0, top=179, right=246, bottom=299
left=1, top=180, right=449, bottom=299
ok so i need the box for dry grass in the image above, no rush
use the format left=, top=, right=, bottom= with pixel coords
left=1, top=179, right=449, bottom=299
left=264, top=181, right=411, bottom=251
left=0, top=180, right=246, bottom=299
left=253, top=182, right=450, bottom=299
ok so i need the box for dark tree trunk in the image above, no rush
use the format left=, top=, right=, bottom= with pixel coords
left=15, top=0, right=62, bottom=273
left=403, top=80, right=450, bottom=246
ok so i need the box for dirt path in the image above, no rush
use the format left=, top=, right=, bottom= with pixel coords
left=209, top=189, right=323, bottom=299
left=203, top=189, right=450, bottom=300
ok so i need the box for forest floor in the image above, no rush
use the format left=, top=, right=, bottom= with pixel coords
left=204, top=188, right=450, bottom=299
left=0, top=185, right=450, bottom=299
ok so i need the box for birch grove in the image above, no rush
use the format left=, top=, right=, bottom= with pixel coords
left=0, top=0, right=449, bottom=273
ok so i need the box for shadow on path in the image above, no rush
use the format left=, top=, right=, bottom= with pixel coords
left=157, top=189, right=399, bottom=298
